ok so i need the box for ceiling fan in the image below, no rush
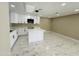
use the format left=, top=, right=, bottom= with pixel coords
left=35, top=9, right=43, bottom=13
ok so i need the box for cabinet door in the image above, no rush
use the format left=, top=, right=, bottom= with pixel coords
left=18, top=14, right=26, bottom=23
left=37, top=16, right=40, bottom=24
left=28, top=29, right=44, bottom=43
left=24, top=16, right=27, bottom=23
left=21, top=15, right=25, bottom=23
left=18, top=14, right=22, bottom=23
left=24, top=15, right=27, bottom=23
left=34, top=16, right=40, bottom=24
left=10, top=30, right=18, bottom=48
left=10, top=12, right=18, bottom=23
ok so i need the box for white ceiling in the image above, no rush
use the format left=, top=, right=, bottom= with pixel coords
left=9, top=2, right=79, bottom=18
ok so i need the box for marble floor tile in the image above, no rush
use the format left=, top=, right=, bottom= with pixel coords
left=11, top=31, right=79, bottom=56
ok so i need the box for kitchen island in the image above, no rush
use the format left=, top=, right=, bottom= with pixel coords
left=28, top=27, right=45, bottom=43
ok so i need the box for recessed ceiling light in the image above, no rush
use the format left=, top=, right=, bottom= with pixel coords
left=11, top=4, right=15, bottom=8
left=75, top=9, right=79, bottom=12
left=61, top=3, right=66, bottom=6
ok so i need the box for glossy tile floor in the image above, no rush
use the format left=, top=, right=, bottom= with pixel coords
left=11, top=31, right=79, bottom=56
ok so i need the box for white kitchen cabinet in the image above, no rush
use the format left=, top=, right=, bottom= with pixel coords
left=10, top=12, right=25, bottom=23
left=28, top=28, right=44, bottom=43
left=18, top=14, right=24, bottom=23
left=17, top=28, right=28, bottom=35
left=10, top=12, right=18, bottom=23
left=25, top=16, right=28, bottom=23
left=22, top=15, right=26, bottom=23
left=18, top=14, right=21, bottom=23
left=34, top=16, right=40, bottom=24
left=10, top=30, right=18, bottom=48
left=10, top=12, right=40, bottom=24
left=16, top=14, right=27, bottom=24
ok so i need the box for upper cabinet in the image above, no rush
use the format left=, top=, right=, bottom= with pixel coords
left=34, top=16, right=40, bottom=24
left=10, top=12, right=40, bottom=24
left=18, top=14, right=26, bottom=23
left=10, top=12, right=18, bottom=23
left=10, top=12, right=25, bottom=23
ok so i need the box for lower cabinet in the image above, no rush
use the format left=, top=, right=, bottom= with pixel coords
left=28, top=28, right=44, bottom=43
left=10, top=28, right=28, bottom=48
left=10, top=30, right=18, bottom=48
left=17, top=28, right=28, bottom=35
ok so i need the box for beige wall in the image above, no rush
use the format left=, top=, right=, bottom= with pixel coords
left=51, top=14, right=79, bottom=40
left=40, top=17, right=51, bottom=31
left=0, top=3, right=10, bottom=55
